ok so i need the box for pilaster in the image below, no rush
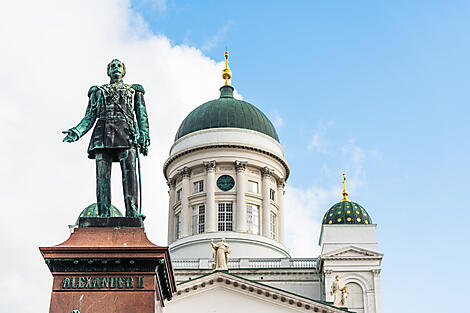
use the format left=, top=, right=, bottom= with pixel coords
left=276, top=179, right=285, bottom=244
left=235, top=161, right=247, bottom=232
left=261, top=167, right=272, bottom=237
left=167, top=179, right=176, bottom=243
left=178, top=167, right=191, bottom=238
left=204, top=161, right=216, bottom=232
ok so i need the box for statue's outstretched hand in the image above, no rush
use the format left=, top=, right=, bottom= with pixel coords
left=62, top=130, right=79, bottom=143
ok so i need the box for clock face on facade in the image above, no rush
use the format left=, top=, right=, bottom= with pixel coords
left=217, top=175, right=235, bottom=191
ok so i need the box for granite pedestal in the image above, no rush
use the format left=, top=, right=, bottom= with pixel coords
left=40, top=218, right=176, bottom=313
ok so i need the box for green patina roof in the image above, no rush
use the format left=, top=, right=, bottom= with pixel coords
left=75, top=203, right=123, bottom=224
left=323, top=200, right=372, bottom=225
left=175, top=85, right=279, bottom=142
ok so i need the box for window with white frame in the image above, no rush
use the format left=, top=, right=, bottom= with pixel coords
left=248, top=180, right=258, bottom=193
left=193, top=180, right=204, bottom=193
left=192, top=205, right=205, bottom=234
left=246, top=204, right=260, bottom=235
left=270, top=188, right=275, bottom=201
left=175, top=212, right=181, bottom=240
left=218, top=202, right=233, bottom=231
left=176, top=189, right=182, bottom=201
left=270, top=212, right=277, bottom=240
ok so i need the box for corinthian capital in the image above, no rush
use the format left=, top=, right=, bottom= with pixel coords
left=235, top=160, right=247, bottom=172
left=178, top=167, right=191, bottom=178
left=277, top=178, right=285, bottom=189
left=167, top=179, right=176, bottom=188
left=261, top=167, right=272, bottom=178
left=203, top=161, right=216, bottom=173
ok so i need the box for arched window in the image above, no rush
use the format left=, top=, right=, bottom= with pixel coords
left=346, top=282, right=364, bottom=313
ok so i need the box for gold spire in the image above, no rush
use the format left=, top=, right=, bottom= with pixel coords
left=222, top=50, right=232, bottom=86
left=341, top=173, right=349, bottom=202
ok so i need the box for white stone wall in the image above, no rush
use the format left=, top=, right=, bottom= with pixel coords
left=164, top=128, right=289, bottom=258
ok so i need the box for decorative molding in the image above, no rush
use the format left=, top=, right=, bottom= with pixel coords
left=277, top=178, right=285, bottom=189
left=178, top=167, right=191, bottom=178
left=320, top=246, right=383, bottom=260
left=203, top=160, right=216, bottom=173
left=324, top=270, right=332, bottom=277
left=174, top=271, right=347, bottom=313
left=373, top=269, right=381, bottom=277
left=235, top=160, right=247, bottom=172
left=167, top=179, right=176, bottom=188
left=261, top=167, right=272, bottom=178
left=163, top=144, right=290, bottom=180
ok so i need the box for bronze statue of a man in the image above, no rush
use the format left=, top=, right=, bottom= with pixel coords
left=63, top=59, right=150, bottom=218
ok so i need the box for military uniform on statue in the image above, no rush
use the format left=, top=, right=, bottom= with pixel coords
left=40, top=60, right=176, bottom=313
left=63, top=59, right=150, bottom=219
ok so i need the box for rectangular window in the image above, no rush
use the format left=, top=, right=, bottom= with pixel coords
left=192, top=205, right=205, bottom=234
left=247, top=204, right=260, bottom=235
left=248, top=180, right=259, bottom=193
left=175, top=213, right=181, bottom=240
left=193, top=180, right=204, bottom=193
left=270, top=189, right=276, bottom=201
left=176, top=189, right=182, bottom=201
left=218, top=202, right=233, bottom=231
left=270, top=212, right=277, bottom=240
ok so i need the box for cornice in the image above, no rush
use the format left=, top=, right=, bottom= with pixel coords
left=164, top=144, right=290, bottom=181
left=174, top=271, right=351, bottom=313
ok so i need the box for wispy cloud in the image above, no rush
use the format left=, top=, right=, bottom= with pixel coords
left=272, top=111, right=285, bottom=129
left=284, top=185, right=339, bottom=257
left=133, top=0, right=167, bottom=13
left=307, top=120, right=334, bottom=152
left=201, top=20, right=235, bottom=53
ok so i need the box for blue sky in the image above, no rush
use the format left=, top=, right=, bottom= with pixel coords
left=0, top=1, right=468, bottom=312
left=131, top=1, right=469, bottom=311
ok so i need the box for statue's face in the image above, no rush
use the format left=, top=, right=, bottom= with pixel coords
left=108, top=60, right=125, bottom=80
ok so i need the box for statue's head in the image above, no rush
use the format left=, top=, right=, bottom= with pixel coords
left=107, top=59, right=126, bottom=80
left=221, top=237, right=226, bottom=242
left=335, top=275, right=340, bottom=280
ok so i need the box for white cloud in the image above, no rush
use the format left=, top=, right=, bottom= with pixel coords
left=272, top=111, right=285, bottom=129
left=307, top=120, right=334, bottom=152
left=0, top=1, right=228, bottom=312
left=201, top=20, right=235, bottom=53
left=284, top=185, right=339, bottom=257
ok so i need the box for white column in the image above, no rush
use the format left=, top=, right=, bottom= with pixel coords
left=167, top=179, right=176, bottom=244
left=277, top=179, right=285, bottom=244
left=261, top=167, right=272, bottom=237
left=373, top=269, right=382, bottom=313
left=178, top=167, right=191, bottom=238
left=204, top=161, right=216, bottom=232
left=235, top=161, right=247, bottom=232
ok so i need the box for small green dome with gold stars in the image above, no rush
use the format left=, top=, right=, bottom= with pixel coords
left=323, top=173, right=373, bottom=225
left=322, top=200, right=372, bottom=225
left=75, top=203, right=123, bottom=224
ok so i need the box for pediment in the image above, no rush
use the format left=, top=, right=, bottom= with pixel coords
left=166, top=271, right=352, bottom=313
left=321, top=246, right=383, bottom=259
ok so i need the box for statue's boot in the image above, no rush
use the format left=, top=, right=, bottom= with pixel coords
left=120, top=148, right=139, bottom=217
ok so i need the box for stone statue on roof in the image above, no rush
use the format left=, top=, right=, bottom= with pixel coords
left=330, top=275, right=349, bottom=307
left=211, top=238, right=230, bottom=270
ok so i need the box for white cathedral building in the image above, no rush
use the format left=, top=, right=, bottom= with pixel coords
left=163, top=54, right=383, bottom=313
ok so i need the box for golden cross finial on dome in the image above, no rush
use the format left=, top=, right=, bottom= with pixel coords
left=222, top=50, right=232, bottom=86
left=341, top=173, right=349, bottom=202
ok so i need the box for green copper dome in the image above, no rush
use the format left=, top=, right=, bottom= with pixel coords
left=322, top=201, right=372, bottom=225
left=75, top=203, right=123, bottom=224
left=175, top=85, right=279, bottom=142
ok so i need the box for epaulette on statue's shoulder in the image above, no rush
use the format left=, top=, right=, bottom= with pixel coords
left=88, top=85, right=99, bottom=97
left=131, top=84, right=145, bottom=94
